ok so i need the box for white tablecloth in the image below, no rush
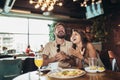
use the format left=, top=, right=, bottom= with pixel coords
left=13, top=71, right=48, bottom=80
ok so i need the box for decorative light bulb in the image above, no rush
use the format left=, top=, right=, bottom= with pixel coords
left=29, top=0, right=63, bottom=11
left=73, top=0, right=77, bottom=2
left=41, top=6, right=45, bottom=11
left=92, top=2, right=94, bottom=4
left=43, top=3, right=47, bottom=8
left=83, top=1, right=86, bottom=4
left=46, top=0, right=50, bottom=3
left=35, top=4, right=40, bottom=9
left=48, top=6, right=54, bottom=11
left=50, top=2, right=54, bottom=6
left=38, top=0, right=42, bottom=3
left=29, top=0, right=33, bottom=4
left=81, top=3, right=84, bottom=7
left=85, top=4, right=87, bottom=7
left=98, top=0, right=102, bottom=3
left=58, top=2, right=62, bottom=6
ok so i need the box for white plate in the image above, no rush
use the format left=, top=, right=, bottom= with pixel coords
left=85, top=67, right=97, bottom=73
left=97, top=67, right=105, bottom=72
left=85, top=67, right=105, bottom=73
left=47, top=69, right=86, bottom=79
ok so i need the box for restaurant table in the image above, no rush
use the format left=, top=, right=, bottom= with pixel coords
left=0, top=56, right=34, bottom=61
left=13, top=70, right=120, bottom=80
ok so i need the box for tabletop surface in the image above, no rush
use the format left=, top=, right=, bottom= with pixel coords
left=0, top=56, right=34, bottom=60
left=13, top=70, right=120, bottom=80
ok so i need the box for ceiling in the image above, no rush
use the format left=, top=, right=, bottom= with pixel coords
left=0, top=0, right=120, bottom=20
left=0, top=0, right=86, bottom=18
left=13, top=0, right=86, bottom=18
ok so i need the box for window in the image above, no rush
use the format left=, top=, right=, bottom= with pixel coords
left=0, top=16, right=53, bottom=53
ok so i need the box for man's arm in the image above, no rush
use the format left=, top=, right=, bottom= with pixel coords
left=42, top=51, right=69, bottom=66
left=42, top=54, right=57, bottom=66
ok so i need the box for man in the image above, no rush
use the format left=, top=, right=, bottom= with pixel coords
left=42, top=22, right=73, bottom=68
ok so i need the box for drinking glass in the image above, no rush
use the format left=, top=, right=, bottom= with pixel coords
left=34, top=53, right=43, bottom=78
left=88, top=58, right=98, bottom=70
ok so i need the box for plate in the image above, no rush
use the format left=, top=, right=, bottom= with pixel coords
left=85, top=67, right=105, bottom=73
left=47, top=69, right=86, bottom=79
left=97, top=67, right=105, bottom=72
left=85, top=67, right=97, bottom=73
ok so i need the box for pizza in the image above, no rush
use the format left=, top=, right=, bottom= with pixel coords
left=57, top=69, right=83, bottom=76
left=48, top=69, right=85, bottom=78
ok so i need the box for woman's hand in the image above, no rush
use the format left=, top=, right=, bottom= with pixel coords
left=69, top=47, right=84, bottom=60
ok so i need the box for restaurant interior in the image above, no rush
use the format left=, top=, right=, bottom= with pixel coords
left=0, top=0, right=120, bottom=80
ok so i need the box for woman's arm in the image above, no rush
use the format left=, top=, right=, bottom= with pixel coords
left=83, top=42, right=97, bottom=64
left=87, top=42, right=97, bottom=58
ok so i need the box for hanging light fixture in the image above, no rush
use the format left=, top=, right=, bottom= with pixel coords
left=29, top=0, right=63, bottom=11
left=73, top=0, right=102, bottom=7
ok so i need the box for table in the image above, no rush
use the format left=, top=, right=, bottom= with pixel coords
left=13, top=70, right=120, bottom=80
left=0, top=56, right=34, bottom=61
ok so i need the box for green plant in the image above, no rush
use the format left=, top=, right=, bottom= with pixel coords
left=48, top=23, right=56, bottom=41
left=91, top=16, right=108, bottom=42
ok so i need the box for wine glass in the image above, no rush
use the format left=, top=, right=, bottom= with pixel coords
left=34, top=53, right=43, bottom=79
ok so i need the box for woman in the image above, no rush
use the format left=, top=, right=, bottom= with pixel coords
left=25, top=45, right=34, bottom=56
left=69, top=29, right=103, bottom=68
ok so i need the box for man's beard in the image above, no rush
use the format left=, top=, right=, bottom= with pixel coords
left=57, top=31, right=66, bottom=39
left=57, top=34, right=65, bottom=39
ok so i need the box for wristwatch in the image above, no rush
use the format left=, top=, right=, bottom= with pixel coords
left=81, top=58, right=85, bottom=65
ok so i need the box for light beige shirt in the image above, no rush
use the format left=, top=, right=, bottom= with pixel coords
left=42, top=40, right=72, bottom=58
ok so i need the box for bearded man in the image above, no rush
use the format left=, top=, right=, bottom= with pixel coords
left=42, top=22, right=73, bottom=68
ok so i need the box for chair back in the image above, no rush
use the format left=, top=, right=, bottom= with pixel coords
left=99, top=50, right=112, bottom=70
left=22, top=58, right=37, bottom=73
left=112, top=58, right=120, bottom=72
left=0, top=59, right=22, bottom=80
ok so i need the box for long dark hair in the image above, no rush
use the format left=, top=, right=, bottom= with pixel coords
left=72, top=29, right=89, bottom=51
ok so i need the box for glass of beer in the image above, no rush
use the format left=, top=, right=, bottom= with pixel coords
left=34, top=53, right=43, bottom=76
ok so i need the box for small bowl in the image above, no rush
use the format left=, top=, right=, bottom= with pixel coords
left=84, top=67, right=97, bottom=73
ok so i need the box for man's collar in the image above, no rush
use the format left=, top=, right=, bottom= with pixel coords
left=53, top=40, right=66, bottom=47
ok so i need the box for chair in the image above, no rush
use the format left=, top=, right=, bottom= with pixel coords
left=22, top=58, right=37, bottom=73
left=0, top=59, right=22, bottom=80
left=112, top=58, right=120, bottom=72
left=99, top=50, right=112, bottom=70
